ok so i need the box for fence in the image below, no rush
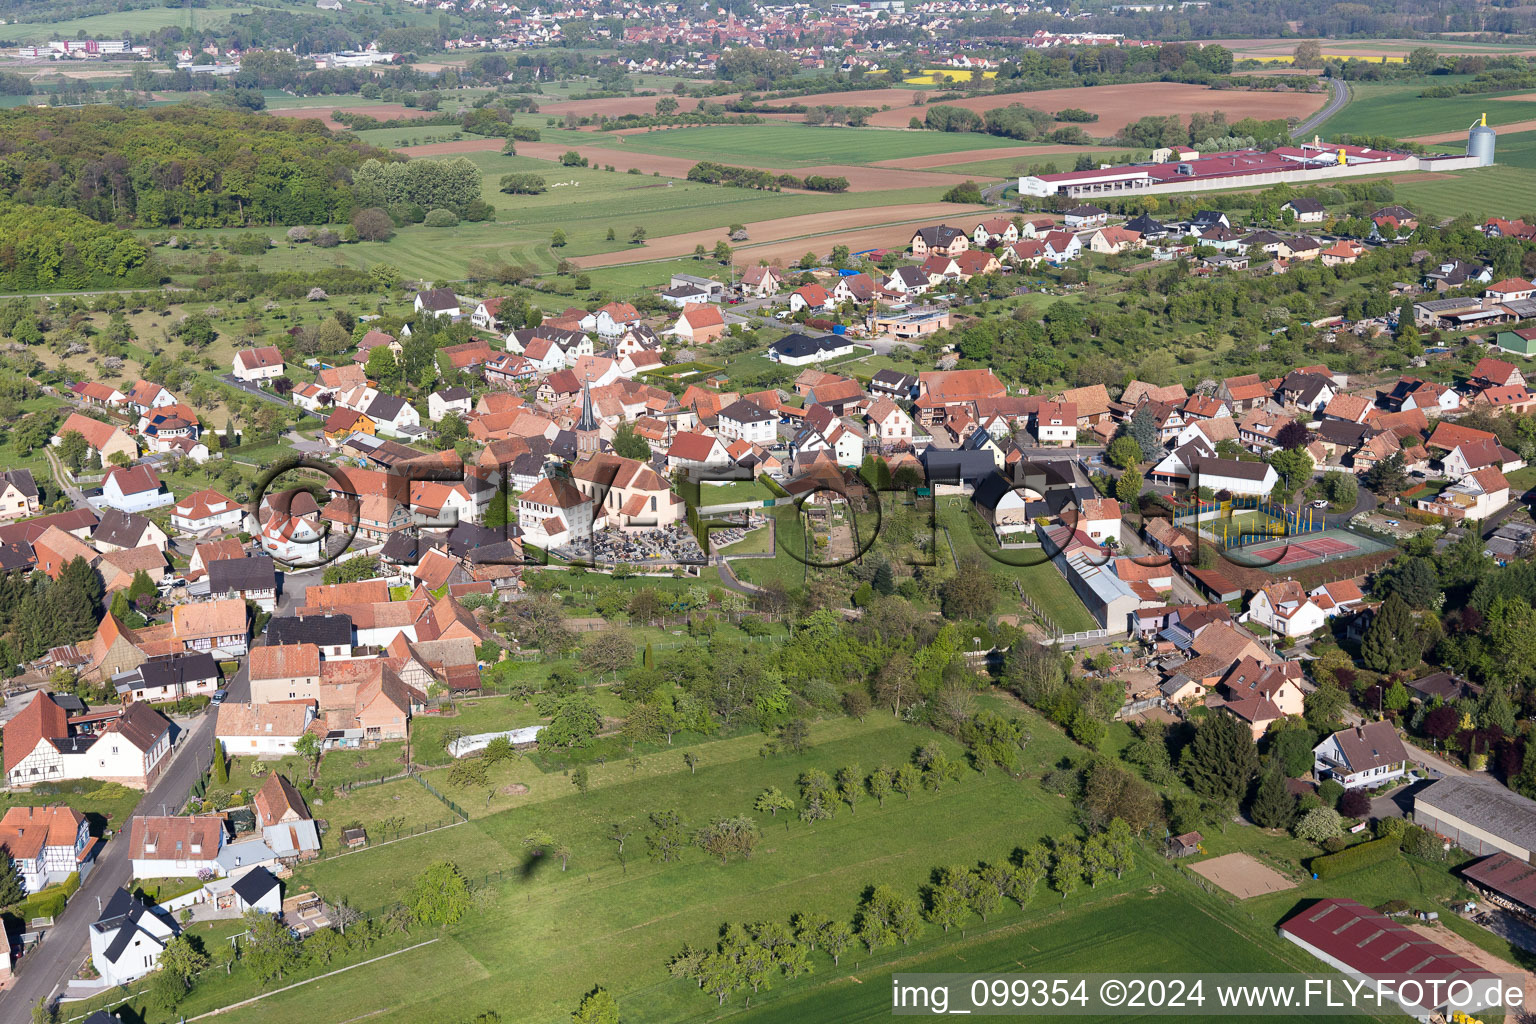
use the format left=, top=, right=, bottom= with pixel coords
left=413, top=772, right=470, bottom=821
left=1015, top=582, right=1060, bottom=639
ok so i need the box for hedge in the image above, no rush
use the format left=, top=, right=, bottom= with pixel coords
left=1310, top=836, right=1401, bottom=879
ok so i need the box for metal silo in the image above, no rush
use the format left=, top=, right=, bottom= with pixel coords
left=1469, top=113, right=1496, bottom=166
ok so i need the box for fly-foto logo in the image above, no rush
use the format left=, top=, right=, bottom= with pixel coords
left=249, top=455, right=1329, bottom=573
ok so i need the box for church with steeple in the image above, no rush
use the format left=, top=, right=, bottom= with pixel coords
left=575, top=376, right=602, bottom=458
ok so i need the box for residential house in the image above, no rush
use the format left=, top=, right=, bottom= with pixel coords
left=52, top=413, right=137, bottom=464
left=1472, top=357, right=1527, bottom=390
left=1246, top=580, right=1327, bottom=637
left=869, top=369, right=918, bottom=400
left=865, top=398, right=915, bottom=446
left=362, top=394, right=422, bottom=438
left=1320, top=240, right=1365, bottom=266
left=0, top=805, right=90, bottom=893
left=111, top=653, right=219, bottom=704
left=171, top=598, right=249, bottom=657
left=439, top=340, right=494, bottom=372
left=952, top=250, right=1001, bottom=280
left=518, top=476, right=599, bottom=550
left=413, top=287, right=460, bottom=318
left=266, top=614, right=353, bottom=659
left=1418, top=466, right=1511, bottom=521
left=90, top=888, right=177, bottom=986
left=667, top=303, right=727, bottom=344
left=97, top=465, right=173, bottom=515
left=966, top=216, right=1014, bottom=248
left=717, top=400, right=778, bottom=445
left=90, top=509, right=167, bottom=554
left=910, top=225, right=969, bottom=257
left=1321, top=392, right=1373, bottom=424
left=1217, top=659, right=1306, bottom=740
left=124, top=381, right=177, bottom=417
left=0, top=468, right=39, bottom=521
left=768, top=333, right=853, bottom=366
left=127, top=815, right=227, bottom=878
left=580, top=301, right=643, bottom=339
left=666, top=431, right=731, bottom=474
left=207, top=555, right=278, bottom=612
left=1085, top=226, right=1141, bottom=254
left=739, top=265, right=782, bottom=298
left=428, top=387, right=472, bottom=423
left=4, top=693, right=172, bottom=789
left=1062, top=204, right=1107, bottom=229
left=1039, top=231, right=1082, bottom=262
left=1443, top=437, right=1524, bottom=481
left=470, top=297, right=505, bottom=331
left=1216, top=374, right=1272, bottom=413
left=249, top=644, right=321, bottom=704
left=252, top=772, right=319, bottom=861
left=1034, top=401, right=1077, bottom=446
left=788, top=284, right=833, bottom=313
left=217, top=700, right=315, bottom=757
left=1281, top=198, right=1326, bottom=223
left=231, top=346, right=284, bottom=384
left=1313, top=722, right=1409, bottom=789
left=883, top=265, right=932, bottom=296
left=1485, top=278, right=1536, bottom=308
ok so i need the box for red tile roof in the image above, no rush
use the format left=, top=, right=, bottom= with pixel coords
left=3, top=692, right=69, bottom=775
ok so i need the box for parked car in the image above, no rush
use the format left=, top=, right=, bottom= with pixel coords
left=211, top=689, right=228, bottom=706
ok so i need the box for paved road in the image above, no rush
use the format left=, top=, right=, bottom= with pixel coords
left=1292, top=79, right=1350, bottom=139
left=0, top=712, right=217, bottom=1017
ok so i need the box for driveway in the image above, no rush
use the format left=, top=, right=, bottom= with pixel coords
left=0, top=711, right=217, bottom=1017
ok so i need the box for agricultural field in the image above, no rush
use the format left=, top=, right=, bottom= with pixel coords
left=1396, top=160, right=1536, bottom=220
left=582, top=122, right=1032, bottom=167
left=1319, top=80, right=1536, bottom=138
left=864, top=81, right=1329, bottom=133
left=0, top=5, right=248, bottom=42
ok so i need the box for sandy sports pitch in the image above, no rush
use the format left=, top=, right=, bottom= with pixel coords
left=864, top=82, right=1328, bottom=133
left=1188, top=852, right=1297, bottom=899
left=571, top=201, right=989, bottom=268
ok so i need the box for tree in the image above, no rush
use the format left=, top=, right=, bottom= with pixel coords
left=1268, top=726, right=1316, bottom=779
left=1128, top=405, right=1160, bottom=455
left=157, top=933, right=210, bottom=994
left=941, top=556, right=997, bottom=619
left=583, top=631, right=635, bottom=681
left=942, top=181, right=983, bottom=204
left=1181, top=712, right=1258, bottom=804
left=351, top=207, right=395, bottom=242
left=612, top=423, right=651, bottom=460
left=551, top=229, right=568, bottom=248
left=242, top=909, right=302, bottom=985
left=1250, top=765, right=1297, bottom=829
left=893, top=762, right=920, bottom=799
left=57, top=430, right=87, bottom=472
left=684, top=751, right=699, bottom=774
left=1051, top=843, right=1082, bottom=900
left=571, top=764, right=591, bottom=796
left=525, top=829, right=572, bottom=870
left=409, top=861, right=472, bottom=925
left=295, top=731, right=321, bottom=780
left=713, top=241, right=733, bottom=263
left=1338, top=788, right=1371, bottom=819
left=754, top=787, right=794, bottom=817
left=541, top=696, right=602, bottom=749
left=1275, top=420, right=1309, bottom=450
left=1106, top=435, right=1143, bottom=470
left=867, top=764, right=893, bottom=807
left=630, top=226, right=647, bottom=245
left=1294, top=805, right=1344, bottom=842
left=836, top=763, right=863, bottom=816
left=694, top=815, right=759, bottom=864
left=0, top=849, right=24, bottom=908
left=926, top=872, right=969, bottom=932
left=1382, top=556, right=1440, bottom=609
left=1293, top=40, right=1323, bottom=68
left=1362, top=593, right=1418, bottom=675
left=1116, top=468, right=1143, bottom=505
left=858, top=884, right=922, bottom=950
left=1364, top=451, right=1408, bottom=499
left=571, top=987, right=620, bottom=1024
left=798, top=768, right=836, bottom=822
left=213, top=739, right=229, bottom=785
left=779, top=718, right=810, bottom=754
left=645, top=810, right=687, bottom=863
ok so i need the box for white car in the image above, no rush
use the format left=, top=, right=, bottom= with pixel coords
left=1311, top=500, right=1328, bottom=509
left=774, top=310, right=791, bottom=321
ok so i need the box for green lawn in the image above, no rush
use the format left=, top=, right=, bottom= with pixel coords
left=1397, top=161, right=1536, bottom=221
left=931, top=147, right=1150, bottom=178
left=937, top=498, right=1099, bottom=633
left=0, top=780, right=141, bottom=836
left=584, top=123, right=1032, bottom=167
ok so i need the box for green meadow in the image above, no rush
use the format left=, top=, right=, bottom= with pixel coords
left=584, top=123, right=1033, bottom=167
left=1320, top=80, right=1536, bottom=138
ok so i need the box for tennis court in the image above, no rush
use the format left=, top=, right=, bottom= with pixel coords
left=1226, top=528, right=1395, bottom=571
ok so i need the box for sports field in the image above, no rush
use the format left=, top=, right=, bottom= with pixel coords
left=1226, top=528, right=1394, bottom=571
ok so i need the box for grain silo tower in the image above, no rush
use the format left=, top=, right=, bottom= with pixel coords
left=1468, top=114, right=1496, bottom=167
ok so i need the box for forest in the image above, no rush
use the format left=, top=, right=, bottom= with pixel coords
left=0, top=106, right=393, bottom=228
left=0, top=202, right=154, bottom=291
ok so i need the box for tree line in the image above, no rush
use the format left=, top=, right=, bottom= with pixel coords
left=685, top=162, right=848, bottom=193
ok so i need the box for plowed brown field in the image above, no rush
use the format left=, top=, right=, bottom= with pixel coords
left=572, top=202, right=989, bottom=267
left=865, top=82, right=1327, bottom=133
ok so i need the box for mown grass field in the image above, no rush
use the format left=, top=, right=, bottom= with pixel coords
left=585, top=123, right=1031, bottom=166
left=189, top=714, right=1123, bottom=1024
left=1397, top=161, right=1536, bottom=220
left=1319, top=79, right=1536, bottom=138
left=3, top=5, right=249, bottom=42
